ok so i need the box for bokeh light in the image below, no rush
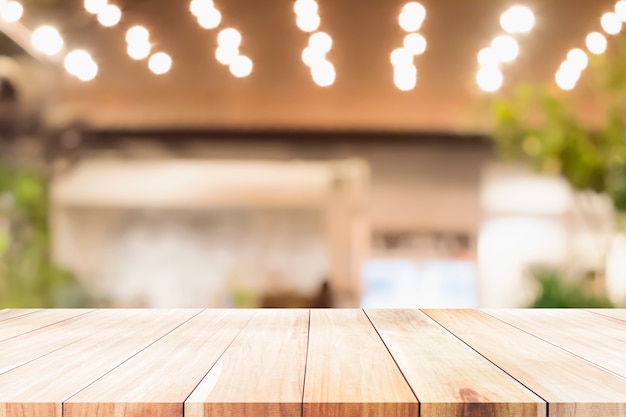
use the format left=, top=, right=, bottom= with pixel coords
left=218, top=28, right=242, bottom=48
left=390, top=47, right=413, bottom=67
left=197, top=8, right=221, bottom=29
left=84, top=0, right=107, bottom=15
left=1, top=1, right=23, bottom=23
left=229, top=55, right=253, bottom=77
left=294, top=0, right=318, bottom=16
left=215, top=45, right=239, bottom=65
left=500, top=6, right=535, bottom=34
left=490, top=35, right=519, bottom=63
left=403, top=33, right=426, bottom=55
left=601, top=12, right=622, bottom=35
left=476, top=66, right=503, bottom=92
left=477, top=47, right=499, bottom=67
left=126, top=26, right=149, bottom=44
left=296, top=13, right=321, bottom=32
left=190, top=0, right=214, bottom=17
left=586, top=32, right=608, bottom=54
left=127, top=42, right=151, bottom=60
left=398, top=2, right=426, bottom=32
left=31, top=26, right=64, bottom=56
left=97, top=4, right=121, bottom=27
left=393, top=64, right=417, bottom=91
left=148, top=52, right=172, bottom=75
left=566, top=48, right=588, bottom=70
left=64, top=49, right=98, bottom=81
left=302, top=46, right=326, bottom=67
left=311, top=60, right=336, bottom=87
left=309, top=32, right=332, bottom=53
left=616, top=0, right=626, bottom=22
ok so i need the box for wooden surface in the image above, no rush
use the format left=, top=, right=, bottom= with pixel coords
left=0, top=309, right=626, bottom=417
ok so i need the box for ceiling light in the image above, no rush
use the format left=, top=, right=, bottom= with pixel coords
left=398, top=2, right=426, bottom=32
left=403, top=33, right=426, bottom=55
left=586, top=32, right=608, bottom=54
left=31, top=26, right=64, bottom=56
left=217, top=28, right=242, bottom=47
left=296, top=13, right=320, bottom=32
left=500, top=6, right=535, bottom=34
left=148, top=52, right=172, bottom=75
left=476, top=66, right=503, bottom=92
left=97, top=4, right=121, bottom=27
left=309, top=32, right=332, bottom=53
left=1, top=1, right=23, bottom=23
left=601, top=12, right=622, bottom=35
left=229, top=55, right=253, bottom=77
left=490, top=35, right=519, bottom=63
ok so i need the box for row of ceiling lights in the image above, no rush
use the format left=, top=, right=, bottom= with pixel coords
left=554, top=1, right=626, bottom=91
left=294, top=0, right=335, bottom=87
left=391, top=2, right=427, bottom=91
left=191, top=0, right=253, bottom=78
left=475, top=5, right=535, bottom=93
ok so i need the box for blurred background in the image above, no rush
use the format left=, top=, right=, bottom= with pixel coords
left=1, top=0, right=626, bottom=308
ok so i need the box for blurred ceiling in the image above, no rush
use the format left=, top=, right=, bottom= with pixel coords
left=13, top=0, right=620, bottom=132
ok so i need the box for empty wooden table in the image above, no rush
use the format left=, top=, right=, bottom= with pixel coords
left=0, top=308, right=625, bottom=417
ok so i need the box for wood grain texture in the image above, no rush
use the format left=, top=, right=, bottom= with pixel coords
left=425, top=309, right=626, bottom=417
left=0, top=309, right=41, bottom=321
left=0, top=309, right=200, bottom=417
left=186, top=309, right=309, bottom=417
left=65, top=309, right=255, bottom=417
left=303, top=309, right=417, bottom=417
left=0, top=309, right=91, bottom=342
left=366, top=309, right=544, bottom=417
left=587, top=309, right=626, bottom=322
left=485, top=309, right=626, bottom=379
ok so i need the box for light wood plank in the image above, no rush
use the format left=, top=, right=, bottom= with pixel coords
left=0, top=309, right=41, bottom=321
left=0, top=309, right=91, bottom=342
left=65, top=309, right=255, bottom=417
left=0, top=309, right=200, bottom=417
left=484, top=309, right=626, bottom=379
left=425, top=309, right=626, bottom=417
left=366, top=309, right=545, bottom=417
left=587, top=309, right=626, bottom=322
left=185, top=309, right=309, bottom=417
left=303, top=309, right=417, bottom=417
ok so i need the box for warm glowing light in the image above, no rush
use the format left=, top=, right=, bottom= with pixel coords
left=229, top=55, right=253, bottom=77
left=601, top=12, right=622, bottom=35
left=311, top=60, right=335, bottom=87
left=309, top=31, right=332, bottom=52
left=566, top=48, right=588, bottom=70
left=197, top=8, right=221, bottom=29
left=294, top=0, right=318, bottom=16
left=302, top=46, right=326, bottom=67
left=126, top=26, right=149, bottom=44
left=217, top=28, right=242, bottom=47
left=31, top=26, right=64, bottom=56
left=84, top=0, right=107, bottom=14
left=555, top=66, right=579, bottom=90
left=490, top=35, right=519, bottom=63
left=398, top=2, right=426, bottom=32
left=586, top=32, right=608, bottom=54
left=64, top=49, right=98, bottom=81
left=500, top=5, right=535, bottom=34
left=1, top=1, right=23, bottom=22
left=215, top=45, right=239, bottom=65
left=190, top=0, right=214, bottom=17
left=127, top=42, right=151, bottom=60
left=97, top=4, right=121, bottom=27
left=393, top=65, right=417, bottom=91
left=477, top=47, right=499, bottom=67
left=148, top=52, right=172, bottom=75
left=390, top=47, right=413, bottom=67
left=403, top=33, right=426, bottom=55
left=296, top=13, right=320, bottom=32
left=476, top=66, right=503, bottom=92
left=617, top=0, right=626, bottom=22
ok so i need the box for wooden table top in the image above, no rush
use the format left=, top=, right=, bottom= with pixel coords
left=0, top=308, right=625, bottom=417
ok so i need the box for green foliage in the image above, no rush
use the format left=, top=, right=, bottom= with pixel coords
left=0, top=162, right=91, bottom=307
left=488, top=37, right=626, bottom=211
left=531, top=269, right=614, bottom=308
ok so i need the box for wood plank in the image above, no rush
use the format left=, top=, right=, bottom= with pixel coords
left=0, top=309, right=91, bottom=342
left=484, top=309, right=626, bottom=379
left=425, top=309, right=626, bottom=417
left=0, top=309, right=41, bottom=321
left=366, top=309, right=545, bottom=417
left=303, top=309, right=417, bottom=417
left=65, top=309, right=255, bottom=417
left=587, top=309, right=626, bottom=322
left=0, top=309, right=200, bottom=417
left=185, top=309, right=309, bottom=417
